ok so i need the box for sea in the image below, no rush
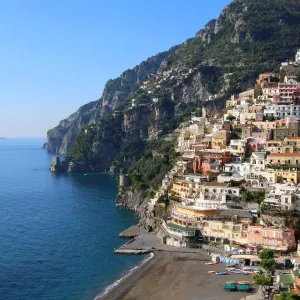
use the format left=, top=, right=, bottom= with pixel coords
left=0, top=138, right=145, bottom=300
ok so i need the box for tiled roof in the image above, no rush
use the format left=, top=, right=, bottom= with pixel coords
left=205, top=182, right=227, bottom=187
left=268, top=153, right=300, bottom=157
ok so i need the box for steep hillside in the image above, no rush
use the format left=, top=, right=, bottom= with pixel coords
left=46, top=50, right=175, bottom=153
left=48, top=0, right=300, bottom=176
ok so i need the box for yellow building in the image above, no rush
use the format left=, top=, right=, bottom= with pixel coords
left=200, top=219, right=248, bottom=244
left=226, top=95, right=238, bottom=108
left=274, top=169, right=300, bottom=184
left=239, top=88, right=255, bottom=100
left=285, top=137, right=300, bottom=148
left=211, top=130, right=228, bottom=150
left=175, top=205, right=221, bottom=219
left=267, top=153, right=300, bottom=165
left=171, top=179, right=202, bottom=200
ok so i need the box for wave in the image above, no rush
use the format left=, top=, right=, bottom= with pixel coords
left=94, top=252, right=154, bottom=299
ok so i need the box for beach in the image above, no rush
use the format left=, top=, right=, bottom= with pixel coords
left=99, top=251, right=256, bottom=300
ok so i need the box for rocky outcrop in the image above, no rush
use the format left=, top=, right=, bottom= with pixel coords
left=116, top=187, right=160, bottom=232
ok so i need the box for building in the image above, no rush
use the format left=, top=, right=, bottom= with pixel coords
left=239, top=88, right=255, bottom=100
left=192, top=150, right=231, bottom=174
left=273, top=117, right=299, bottom=140
left=267, top=153, right=300, bottom=165
left=247, top=225, right=296, bottom=251
left=195, top=182, right=241, bottom=210
left=257, top=73, right=271, bottom=85
left=279, top=84, right=300, bottom=104
left=200, top=219, right=248, bottom=244
left=211, top=130, right=229, bottom=150
left=226, top=139, right=247, bottom=160
left=250, top=152, right=266, bottom=171
left=264, top=184, right=299, bottom=210
left=274, top=169, right=300, bottom=184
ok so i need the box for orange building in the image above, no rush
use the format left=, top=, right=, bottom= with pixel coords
left=192, top=150, right=231, bottom=174
left=247, top=225, right=296, bottom=252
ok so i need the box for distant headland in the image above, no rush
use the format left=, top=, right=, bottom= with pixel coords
left=0, top=137, right=6, bottom=139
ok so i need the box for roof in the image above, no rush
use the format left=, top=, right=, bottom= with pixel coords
left=251, top=152, right=266, bottom=159
left=278, top=274, right=294, bottom=284
left=220, top=209, right=252, bottom=219
left=167, top=222, right=196, bottom=232
left=268, top=153, right=300, bottom=157
left=205, top=182, right=227, bottom=187
left=231, top=255, right=261, bottom=261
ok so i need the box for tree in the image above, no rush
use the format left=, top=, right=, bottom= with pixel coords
left=253, top=274, right=272, bottom=287
left=278, top=292, right=300, bottom=300
left=258, top=248, right=275, bottom=259
left=253, top=274, right=272, bottom=299
left=258, top=249, right=276, bottom=274
left=267, top=115, right=276, bottom=121
left=260, top=258, right=276, bottom=273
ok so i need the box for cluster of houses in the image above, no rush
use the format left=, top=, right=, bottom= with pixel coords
left=150, top=51, right=300, bottom=252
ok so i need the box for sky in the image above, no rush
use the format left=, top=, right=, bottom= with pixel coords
left=0, top=0, right=231, bottom=138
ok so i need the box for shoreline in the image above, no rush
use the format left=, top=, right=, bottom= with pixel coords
left=96, top=250, right=257, bottom=300
left=95, top=251, right=158, bottom=300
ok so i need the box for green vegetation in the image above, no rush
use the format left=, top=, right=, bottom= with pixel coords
left=277, top=293, right=300, bottom=300
left=241, top=190, right=265, bottom=204
left=69, top=128, right=95, bottom=164
left=258, top=249, right=276, bottom=274
left=267, top=115, right=276, bottom=121
left=166, top=0, right=300, bottom=94
left=253, top=273, right=272, bottom=287
left=129, top=140, right=179, bottom=191
left=258, top=249, right=275, bottom=259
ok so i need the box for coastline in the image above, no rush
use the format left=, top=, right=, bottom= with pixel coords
left=96, top=250, right=257, bottom=300
left=95, top=251, right=157, bottom=300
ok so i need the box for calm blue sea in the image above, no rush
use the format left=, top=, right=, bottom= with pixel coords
left=0, top=138, right=144, bottom=300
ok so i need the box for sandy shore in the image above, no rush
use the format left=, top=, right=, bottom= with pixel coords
left=98, top=251, right=257, bottom=300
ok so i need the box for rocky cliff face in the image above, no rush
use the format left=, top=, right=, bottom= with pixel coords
left=46, top=50, right=175, bottom=154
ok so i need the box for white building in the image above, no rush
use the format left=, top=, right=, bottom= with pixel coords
left=250, top=152, right=266, bottom=171
left=195, top=182, right=241, bottom=210
left=264, top=184, right=300, bottom=211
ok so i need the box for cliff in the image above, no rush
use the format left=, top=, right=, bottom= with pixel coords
left=49, top=0, right=300, bottom=181
left=46, top=50, right=175, bottom=154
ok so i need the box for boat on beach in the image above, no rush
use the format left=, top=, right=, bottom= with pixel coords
left=216, top=272, right=227, bottom=275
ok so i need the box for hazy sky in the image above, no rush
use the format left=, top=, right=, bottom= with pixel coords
left=0, top=0, right=231, bottom=138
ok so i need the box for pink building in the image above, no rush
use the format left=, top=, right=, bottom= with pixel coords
left=246, top=137, right=266, bottom=151
left=247, top=225, right=296, bottom=252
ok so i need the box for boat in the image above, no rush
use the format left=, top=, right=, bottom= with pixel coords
left=238, top=281, right=251, bottom=284
left=216, top=272, right=227, bottom=275
left=237, top=283, right=251, bottom=292
left=205, top=262, right=213, bottom=265
left=208, top=271, right=215, bottom=274
left=242, top=271, right=252, bottom=275
left=84, top=174, right=87, bottom=176
left=224, top=283, right=237, bottom=291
